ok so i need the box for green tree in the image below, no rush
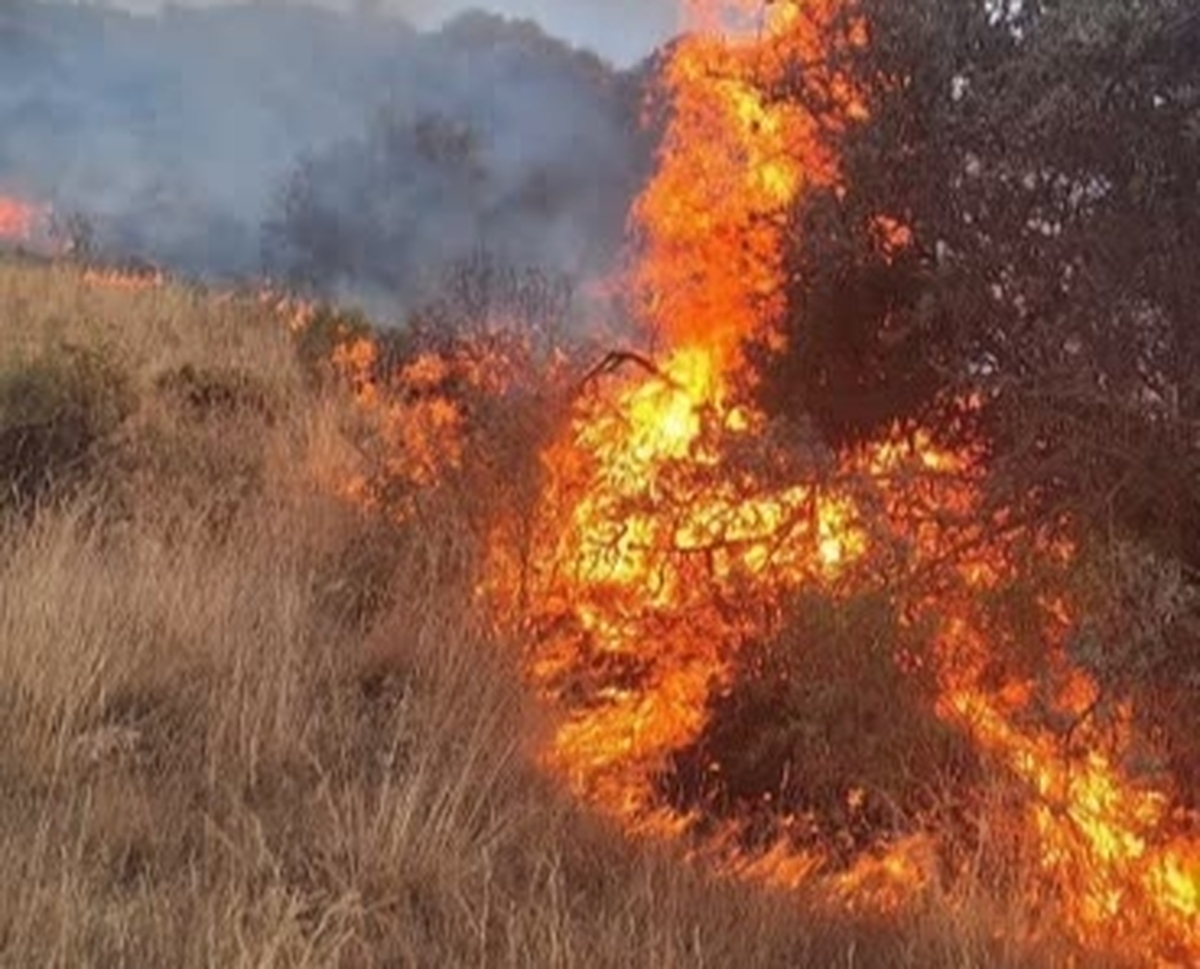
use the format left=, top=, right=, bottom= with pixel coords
left=761, top=0, right=1200, bottom=564
left=755, top=0, right=1200, bottom=800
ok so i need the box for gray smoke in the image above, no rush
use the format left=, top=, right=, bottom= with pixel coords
left=107, top=0, right=678, bottom=67
left=1, top=1, right=670, bottom=315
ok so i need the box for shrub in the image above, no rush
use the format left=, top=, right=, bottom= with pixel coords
left=665, top=590, right=980, bottom=863
left=0, top=345, right=132, bottom=509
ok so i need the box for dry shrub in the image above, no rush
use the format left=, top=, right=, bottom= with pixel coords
left=0, top=344, right=133, bottom=509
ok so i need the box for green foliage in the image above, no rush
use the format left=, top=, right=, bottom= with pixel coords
left=757, top=191, right=947, bottom=448
left=0, top=345, right=133, bottom=509
left=766, top=0, right=1200, bottom=551
left=1066, top=539, right=1200, bottom=808
left=757, top=0, right=1200, bottom=722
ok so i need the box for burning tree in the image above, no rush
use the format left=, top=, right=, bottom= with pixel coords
left=763, top=0, right=1200, bottom=840
left=305, top=0, right=1200, bottom=962
left=498, top=0, right=1200, bottom=960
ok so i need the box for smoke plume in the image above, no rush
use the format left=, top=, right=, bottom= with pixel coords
left=2, top=2, right=667, bottom=315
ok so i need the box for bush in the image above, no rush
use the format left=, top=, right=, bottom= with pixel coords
left=664, top=590, right=980, bottom=863
left=1065, top=540, right=1200, bottom=808
left=0, top=345, right=133, bottom=509
left=154, top=364, right=277, bottom=425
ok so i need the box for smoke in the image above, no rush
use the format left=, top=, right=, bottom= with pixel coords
left=75, top=0, right=678, bottom=67
left=2, top=2, right=668, bottom=314
left=401, top=0, right=677, bottom=66
left=264, top=10, right=657, bottom=314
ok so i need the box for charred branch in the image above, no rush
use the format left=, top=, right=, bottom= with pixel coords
left=578, top=349, right=677, bottom=392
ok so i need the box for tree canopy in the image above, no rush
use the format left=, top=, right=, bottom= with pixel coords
left=761, top=0, right=1200, bottom=562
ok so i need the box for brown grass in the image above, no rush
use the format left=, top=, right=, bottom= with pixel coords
left=0, top=260, right=1092, bottom=967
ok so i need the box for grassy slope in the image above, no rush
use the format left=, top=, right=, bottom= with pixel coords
left=0, top=260, right=1080, bottom=968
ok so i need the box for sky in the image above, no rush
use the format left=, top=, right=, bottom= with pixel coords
left=105, top=0, right=680, bottom=65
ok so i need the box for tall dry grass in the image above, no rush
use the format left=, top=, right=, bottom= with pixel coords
left=0, top=260, right=1091, bottom=967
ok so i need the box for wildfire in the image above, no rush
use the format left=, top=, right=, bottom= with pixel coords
left=635, top=1, right=852, bottom=381
left=81, top=265, right=165, bottom=291
left=302, top=0, right=1200, bottom=962
left=507, top=0, right=1200, bottom=963
left=519, top=0, right=872, bottom=833
left=325, top=326, right=541, bottom=519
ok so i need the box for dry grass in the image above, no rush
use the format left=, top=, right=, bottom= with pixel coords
left=0, top=260, right=1087, bottom=967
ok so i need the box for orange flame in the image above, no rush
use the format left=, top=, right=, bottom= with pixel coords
left=81, top=266, right=165, bottom=291
left=504, top=1, right=1200, bottom=962
left=303, top=1, right=1200, bottom=961
left=0, top=194, right=47, bottom=243
left=516, top=0, right=874, bottom=834
left=634, top=0, right=861, bottom=385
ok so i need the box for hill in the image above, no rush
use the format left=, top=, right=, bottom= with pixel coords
left=0, top=257, right=1084, bottom=966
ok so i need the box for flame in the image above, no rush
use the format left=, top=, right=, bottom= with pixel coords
left=0, top=194, right=48, bottom=244
left=634, top=0, right=862, bottom=381
left=81, top=266, right=165, bottom=291
left=257, top=289, right=316, bottom=333
left=515, top=0, right=872, bottom=837
left=329, top=337, right=472, bottom=505
left=297, top=1, right=1200, bottom=961
left=320, top=327, right=535, bottom=518
left=502, top=1, right=1200, bottom=962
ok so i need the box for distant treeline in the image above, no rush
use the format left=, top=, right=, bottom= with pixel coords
left=0, top=2, right=657, bottom=310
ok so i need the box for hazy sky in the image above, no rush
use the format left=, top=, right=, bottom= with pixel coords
left=105, top=0, right=680, bottom=65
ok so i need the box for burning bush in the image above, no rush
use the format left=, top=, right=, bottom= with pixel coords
left=291, top=303, right=374, bottom=387
left=665, top=590, right=980, bottom=864
left=309, top=299, right=575, bottom=574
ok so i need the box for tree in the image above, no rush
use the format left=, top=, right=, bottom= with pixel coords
left=760, top=0, right=1200, bottom=560
left=754, top=0, right=1200, bottom=799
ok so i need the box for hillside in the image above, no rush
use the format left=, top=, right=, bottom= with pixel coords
left=0, top=258, right=1094, bottom=967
